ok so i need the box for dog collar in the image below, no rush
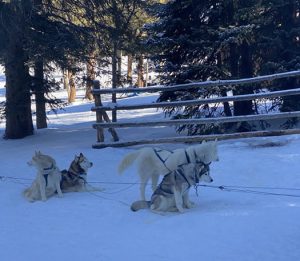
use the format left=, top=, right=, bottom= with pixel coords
left=43, top=163, right=54, bottom=172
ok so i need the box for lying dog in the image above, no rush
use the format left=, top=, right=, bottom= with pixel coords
left=119, top=140, right=218, bottom=200
left=131, top=162, right=213, bottom=213
left=60, top=153, right=94, bottom=193
left=23, top=151, right=63, bottom=202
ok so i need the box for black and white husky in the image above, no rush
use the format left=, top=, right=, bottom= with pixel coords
left=60, top=153, right=94, bottom=193
left=119, top=140, right=218, bottom=200
left=131, top=162, right=213, bottom=213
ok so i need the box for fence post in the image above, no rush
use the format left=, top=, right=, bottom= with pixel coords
left=93, top=80, right=105, bottom=142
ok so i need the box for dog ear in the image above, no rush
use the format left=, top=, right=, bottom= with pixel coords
left=79, top=153, right=83, bottom=158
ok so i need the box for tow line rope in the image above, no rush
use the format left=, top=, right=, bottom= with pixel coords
left=2, top=175, right=300, bottom=198
left=196, top=184, right=300, bottom=198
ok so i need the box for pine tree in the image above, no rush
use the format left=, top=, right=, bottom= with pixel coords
left=0, top=1, right=34, bottom=139
left=150, top=0, right=257, bottom=134
left=0, top=0, right=91, bottom=137
left=254, top=0, right=300, bottom=112
left=150, top=0, right=300, bottom=135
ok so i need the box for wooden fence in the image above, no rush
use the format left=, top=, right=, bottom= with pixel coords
left=91, top=70, right=300, bottom=148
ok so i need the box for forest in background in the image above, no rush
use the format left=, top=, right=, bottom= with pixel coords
left=0, top=0, right=300, bottom=139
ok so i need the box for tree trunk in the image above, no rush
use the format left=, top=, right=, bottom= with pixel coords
left=281, top=2, right=300, bottom=111
left=34, top=59, right=47, bottom=129
left=68, top=70, right=76, bottom=103
left=217, top=52, right=232, bottom=117
left=231, top=41, right=254, bottom=116
left=221, top=90, right=232, bottom=117
left=281, top=78, right=300, bottom=111
left=117, top=49, right=122, bottom=87
left=233, top=40, right=254, bottom=116
left=4, top=40, right=33, bottom=139
left=86, top=55, right=96, bottom=101
left=111, top=41, right=118, bottom=122
left=127, top=54, right=133, bottom=85
left=137, top=55, right=144, bottom=87
left=63, top=69, right=70, bottom=105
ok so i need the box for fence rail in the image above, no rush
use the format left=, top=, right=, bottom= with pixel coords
left=91, top=70, right=300, bottom=148
left=92, top=70, right=300, bottom=94
left=92, top=88, right=300, bottom=112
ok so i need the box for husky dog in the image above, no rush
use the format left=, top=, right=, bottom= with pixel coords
left=131, top=162, right=213, bottom=213
left=23, top=151, right=63, bottom=202
left=119, top=140, right=218, bottom=200
left=60, top=153, right=94, bottom=193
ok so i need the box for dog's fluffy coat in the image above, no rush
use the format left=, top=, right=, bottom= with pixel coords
left=23, top=151, right=63, bottom=202
left=60, top=153, right=93, bottom=193
left=24, top=152, right=96, bottom=202
left=119, top=140, right=218, bottom=200
left=131, top=162, right=213, bottom=213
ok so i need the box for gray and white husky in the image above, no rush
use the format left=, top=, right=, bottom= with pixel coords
left=119, top=140, right=218, bottom=200
left=131, top=162, right=213, bottom=213
left=23, top=151, right=63, bottom=202
left=60, top=153, right=94, bottom=193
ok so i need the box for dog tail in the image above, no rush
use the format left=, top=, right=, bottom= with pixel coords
left=118, top=151, right=139, bottom=174
left=22, top=188, right=35, bottom=202
left=130, top=200, right=151, bottom=211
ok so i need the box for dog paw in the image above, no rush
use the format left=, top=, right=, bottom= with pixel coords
left=178, top=208, right=186, bottom=213
left=185, top=201, right=196, bottom=209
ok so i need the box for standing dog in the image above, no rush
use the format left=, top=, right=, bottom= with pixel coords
left=60, top=153, right=94, bottom=193
left=119, top=140, right=218, bottom=200
left=23, top=151, right=63, bottom=202
left=131, top=162, right=213, bottom=213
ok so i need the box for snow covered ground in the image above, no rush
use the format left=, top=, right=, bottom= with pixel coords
left=1, top=81, right=300, bottom=261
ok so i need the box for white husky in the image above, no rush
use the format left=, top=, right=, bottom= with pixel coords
left=118, top=140, right=219, bottom=200
left=23, top=151, right=63, bottom=202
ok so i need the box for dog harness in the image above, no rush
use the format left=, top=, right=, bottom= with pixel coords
left=61, top=170, right=87, bottom=184
left=42, top=163, right=55, bottom=186
left=153, top=148, right=173, bottom=163
left=157, top=162, right=210, bottom=196
left=185, top=149, right=211, bottom=166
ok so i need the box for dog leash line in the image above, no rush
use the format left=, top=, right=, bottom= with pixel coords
left=3, top=175, right=300, bottom=198
left=197, top=184, right=300, bottom=198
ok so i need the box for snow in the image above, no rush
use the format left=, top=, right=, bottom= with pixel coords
left=1, top=80, right=300, bottom=261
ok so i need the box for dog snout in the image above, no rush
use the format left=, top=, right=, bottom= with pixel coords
left=27, top=160, right=33, bottom=166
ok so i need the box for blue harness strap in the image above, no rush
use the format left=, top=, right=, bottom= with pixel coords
left=153, top=148, right=173, bottom=164
left=42, top=164, right=54, bottom=187
left=43, top=174, right=49, bottom=186
left=176, top=167, right=192, bottom=189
